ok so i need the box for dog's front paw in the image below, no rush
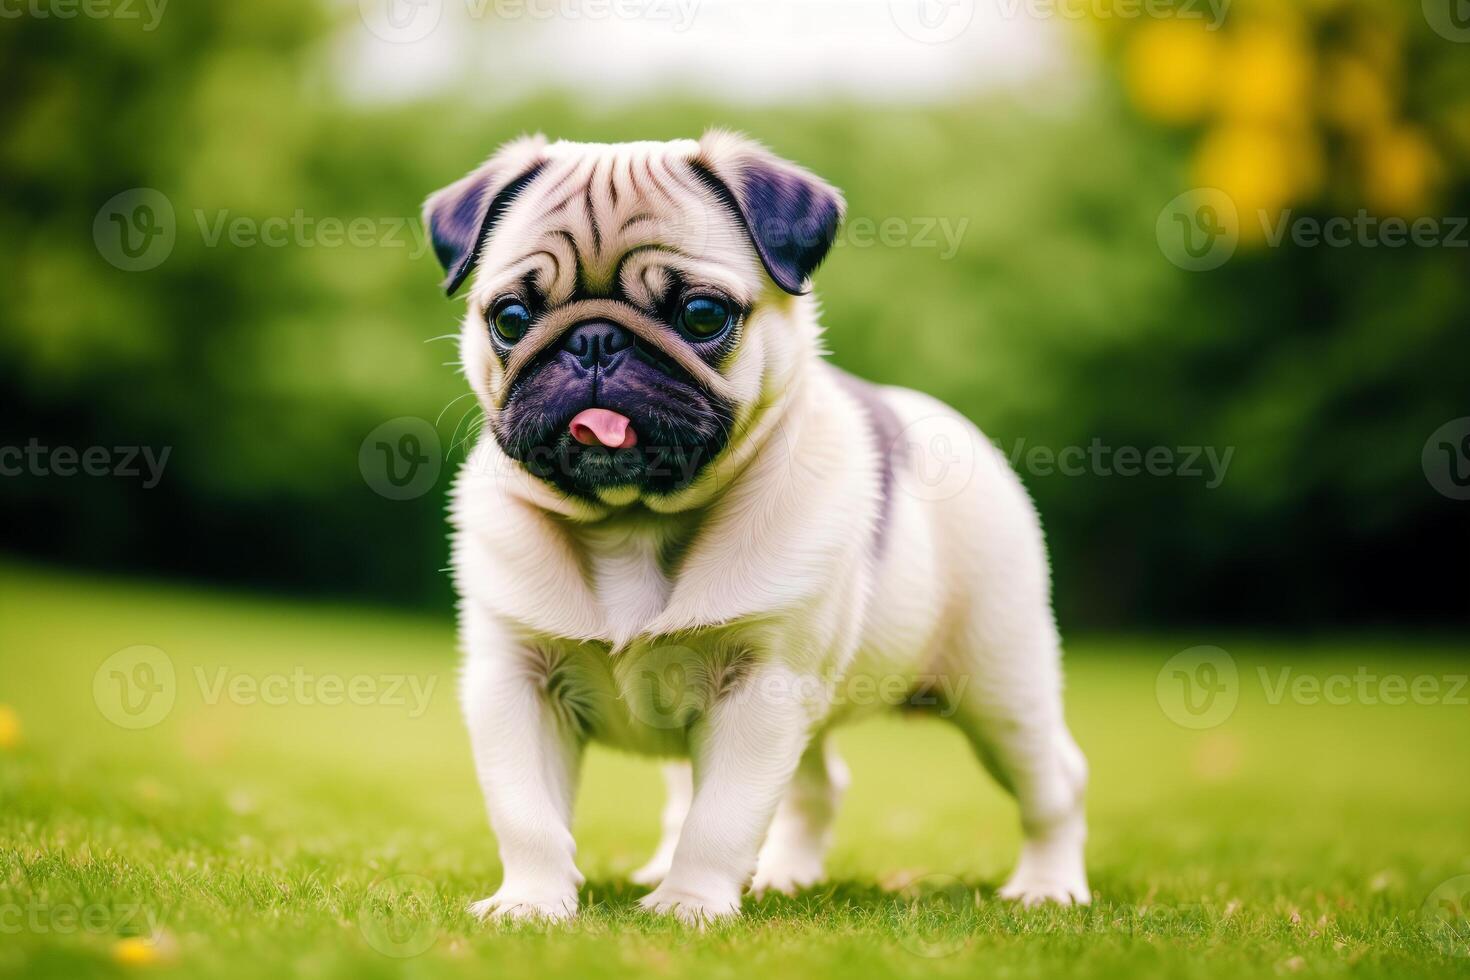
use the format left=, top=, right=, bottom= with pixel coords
left=999, top=825, right=1090, bottom=906
left=468, top=889, right=578, bottom=923
left=997, top=871, right=1091, bottom=907
left=638, top=883, right=740, bottom=925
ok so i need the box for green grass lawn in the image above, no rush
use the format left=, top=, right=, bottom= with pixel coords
left=1, top=560, right=1468, bottom=980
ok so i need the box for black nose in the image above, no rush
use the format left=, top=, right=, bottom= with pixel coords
left=561, top=320, right=633, bottom=370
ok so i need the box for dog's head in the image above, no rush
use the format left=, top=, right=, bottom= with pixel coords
left=424, top=132, right=843, bottom=506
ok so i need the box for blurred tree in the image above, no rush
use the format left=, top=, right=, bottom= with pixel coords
left=0, top=2, right=1464, bottom=629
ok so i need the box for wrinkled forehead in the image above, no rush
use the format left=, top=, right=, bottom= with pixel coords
left=472, top=140, right=763, bottom=308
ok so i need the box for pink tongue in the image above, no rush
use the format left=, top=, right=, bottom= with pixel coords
left=569, top=408, right=638, bottom=449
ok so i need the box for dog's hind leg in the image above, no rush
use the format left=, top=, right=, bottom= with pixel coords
left=630, top=762, right=692, bottom=886
left=750, top=736, right=848, bottom=896
left=943, top=622, right=1090, bottom=906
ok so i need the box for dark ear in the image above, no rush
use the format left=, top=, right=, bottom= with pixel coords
left=422, top=135, right=548, bottom=296
left=691, top=130, right=845, bottom=295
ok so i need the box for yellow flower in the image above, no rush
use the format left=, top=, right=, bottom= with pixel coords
left=0, top=705, right=19, bottom=749
left=1123, top=20, right=1223, bottom=125
left=1191, top=125, right=1300, bottom=244
left=1363, top=126, right=1439, bottom=217
left=112, top=933, right=177, bottom=967
left=112, top=938, right=160, bottom=967
left=1218, top=24, right=1313, bottom=125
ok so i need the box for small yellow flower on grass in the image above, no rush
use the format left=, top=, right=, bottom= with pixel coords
left=112, top=938, right=158, bottom=966
left=0, top=705, right=20, bottom=748
left=112, top=933, right=177, bottom=967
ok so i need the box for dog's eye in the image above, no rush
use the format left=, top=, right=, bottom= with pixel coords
left=676, top=296, right=732, bottom=341
left=490, top=301, right=531, bottom=343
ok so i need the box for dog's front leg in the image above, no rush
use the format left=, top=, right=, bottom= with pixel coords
left=640, top=663, right=814, bottom=924
left=463, top=640, right=585, bottom=923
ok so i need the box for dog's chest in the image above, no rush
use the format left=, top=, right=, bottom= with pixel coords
left=576, top=522, right=676, bottom=640
left=539, top=627, right=759, bottom=756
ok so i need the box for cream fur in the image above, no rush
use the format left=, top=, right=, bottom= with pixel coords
left=443, top=134, right=1090, bottom=925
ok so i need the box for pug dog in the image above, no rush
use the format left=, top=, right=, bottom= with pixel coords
left=424, top=132, right=1089, bottom=924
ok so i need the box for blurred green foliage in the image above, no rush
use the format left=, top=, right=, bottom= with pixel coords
left=1, top=3, right=1465, bottom=627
